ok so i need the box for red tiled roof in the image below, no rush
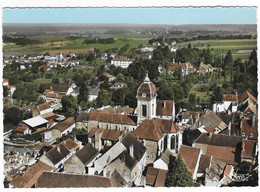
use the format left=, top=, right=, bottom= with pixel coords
left=50, top=117, right=75, bottom=133
left=146, top=167, right=167, bottom=187
left=3, top=78, right=8, bottom=83
left=133, top=119, right=164, bottom=141
left=46, top=92, right=65, bottom=99
left=88, top=127, right=104, bottom=137
left=241, top=118, right=258, bottom=140
left=241, top=139, right=257, bottom=158
left=238, top=91, right=257, bottom=104
left=205, top=145, right=238, bottom=165
left=75, top=143, right=99, bottom=165
left=15, top=125, right=28, bottom=133
left=154, top=118, right=180, bottom=133
left=179, top=145, right=201, bottom=176
left=156, top=100, right=174, bottom=116
left=37, top=102, right=51, bottom=111
left=101, top=129, right=124, bottom=141
left=89, top=111, right=137, bottom=125
left=222, top=94, right=238, bottom=102
left=137, top=82, right=157, bottom=98
left=198, top=154, right=211, bottom=173
left=167, top=62, right=195, bottom=71
left=62, top=138, right=79, bottom=151
left=11, top=161, right=52, bottom=188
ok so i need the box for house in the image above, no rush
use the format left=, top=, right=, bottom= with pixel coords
left=153, top=148, right=175, bottom=170
left=145, top=167, right=168, bottom=187
left=88, top=87, right=100, bottom=101
left=39, top=139, right=78, bottom=171
left=240, top=116, right=258, bottom=140
left=42, top=117, right=75, bottom=143
left=10, top=161, right=52, bottom=188
left=140, top=47, right=154, bottom=53
left=111, top=56, right=135, bottom=68
left=238, top=90, right=257, bottom=107
left=213, top=94, right=238, bottom=113
left=64, top=143, right=100, bottom=174
left=193, top=133, right=242, bottom=165
left=178, top=111, right=203, bottom=127
left=88, top=128, right=124, bottom=150
left=140, top=53, right=152, bottom=60
left=110, top=82, right=126, bottom=90
left=3, top=78, right=9, bottom=86
left=75, top=111, right=89, bottom=129
left=35, top=172, right=112, bottom=188
left=179, top=145, right=202, bottom=180
left=34, top=102, right=53, bottom=116
left=241, top=139, right=257, bottom=168
left=166, top=62, right=196, bottom=76
left=197, top=62, right=214, bottom=74
left=103, top=133, right=147, bottom=186
left=14, top=124, right=30, bottom=135
left=189, top=110, right=227, bottom=133
left=22, top=116, right=48, bottom=133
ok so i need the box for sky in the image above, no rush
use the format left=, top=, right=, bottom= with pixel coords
left=3, top=7, right=257, bottom=25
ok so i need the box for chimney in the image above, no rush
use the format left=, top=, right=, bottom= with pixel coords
left=252, top=115, right=256, bottom=127
left=242, top=141, right=245, bottom=151
left=129, top=144, right=134, bottom=157
left=228, top=122, right=231, bottom=135
left=208, top=132, right=213, bottom=138
left=163, top=100, right=166, bottom=108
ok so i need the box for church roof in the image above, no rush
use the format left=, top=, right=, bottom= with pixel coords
left=132, top=119, right=164, bottom=141
left=136, top=74, right=157, bottom=99
left=156, top=100, right=174, bottom=116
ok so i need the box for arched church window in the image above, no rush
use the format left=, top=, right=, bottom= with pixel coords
left=171, top=135, right=176, bottom=150
left=142, top=105, right=147, bottom=117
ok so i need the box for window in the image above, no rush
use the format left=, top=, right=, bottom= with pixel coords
left=115, top=125, right=118, bottom=130
left=242, top=132, right=246, bottom=137
left=152, top=104, right=154, bottom=116
left=171, top=135, right=176, bottom=150
left=106, top=124, right=108, bottom=129
left=142, top=105, right=147, bottom=117
left=142, top=93, right=146, bottom=98
left=250, top=133, right=253, bottom=137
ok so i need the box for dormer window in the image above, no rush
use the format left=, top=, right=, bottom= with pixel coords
left=142, top=93, right=146, bottom=98
left=242, top=132, right=246, bottom=137
left=250, top=133, right=253, bottom=137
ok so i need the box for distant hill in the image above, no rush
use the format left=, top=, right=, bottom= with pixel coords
left=3, top=23, right=257, bottom=34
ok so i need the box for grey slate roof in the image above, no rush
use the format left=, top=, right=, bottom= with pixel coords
left=194, top=133, right=242, bottom=148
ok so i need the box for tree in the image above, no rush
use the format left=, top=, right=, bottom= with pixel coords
left=4, top=107, right=24, bottom=125
left=165, top=156, right=193, bottom=187
left=210, top=86, right=222, bottom=105
left=3, top=86, right=8, bottom=97
left=112, top=89, right=126, bottom=106
left=188, top=43, right=192, bottom=49
left=52, top=77, right=59, bottom=85
left=61, top=95, right=79, bottom=117
left=77, top=82, right=89, bottom=104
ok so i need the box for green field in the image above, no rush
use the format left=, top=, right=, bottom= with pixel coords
left=62, top=38, right=149, bottom=52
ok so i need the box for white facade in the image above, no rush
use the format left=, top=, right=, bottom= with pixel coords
left=111, top=60, right=134, bottom=68
left=213, top=101, right=237, bottom=113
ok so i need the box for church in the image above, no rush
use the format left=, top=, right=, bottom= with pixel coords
left=79, top=73, right=182, bottom=165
